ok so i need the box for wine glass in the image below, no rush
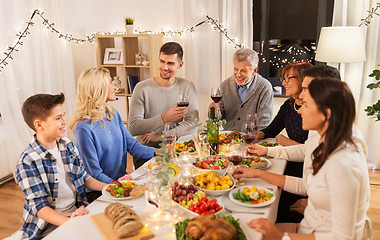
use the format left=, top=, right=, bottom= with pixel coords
left=246, top=113, right=257, bottom=128
left=242, top=123, right=256, bottom=146
left=177, top=93, right=189, bottom=122
left=210, top=87, right=222, bottom=103
left=227, top=147, right=244, bottom=185
left=163, top=122, right=177, bottom=155
left=210, top=87, right=222, bottom=119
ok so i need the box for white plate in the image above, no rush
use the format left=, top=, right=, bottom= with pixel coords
left=229, top=186, right=275, bottom=207
left=173, top=199, right=223, bottom=217
left=101, top=180, right=141, bottom=200
left=241, top=157, right=271, bottom=170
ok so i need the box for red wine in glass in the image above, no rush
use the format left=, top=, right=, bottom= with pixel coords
left=229, top=155, right=243, bottom=166
left=211, top=95, right=222, bottom=103
left=177, top=101, right=189, bottom=107
left=243, top=134, right=255, bottom=144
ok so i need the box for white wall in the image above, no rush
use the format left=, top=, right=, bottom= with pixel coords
left=59, top=0, right=253, bottom=125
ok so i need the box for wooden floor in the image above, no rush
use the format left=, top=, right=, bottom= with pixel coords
left=1, top=169, right=379, bottom=239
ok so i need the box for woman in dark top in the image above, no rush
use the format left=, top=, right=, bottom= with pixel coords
left=254, top=62, right=313, bottom=224
left=256, top=62, right=313, bottom=146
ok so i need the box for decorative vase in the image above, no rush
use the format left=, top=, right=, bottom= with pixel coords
left=125, top=25, right=134, bottom=34
left=112, top=76, right=122, bottom=93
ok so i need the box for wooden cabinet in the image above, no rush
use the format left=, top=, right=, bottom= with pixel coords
left=94, top=34, right=164, bottom=124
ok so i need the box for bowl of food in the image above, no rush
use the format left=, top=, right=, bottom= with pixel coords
left=193, top=172, right=235, bottom=196
left=171, top=182, right=223, bottom=217
left=190, top=155, right=229, bottom=175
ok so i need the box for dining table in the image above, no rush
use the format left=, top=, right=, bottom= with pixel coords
left=44, top=139, right=287, bottom=240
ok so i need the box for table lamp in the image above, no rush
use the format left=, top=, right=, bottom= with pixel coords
left=315, top=26, right=366, bottom=79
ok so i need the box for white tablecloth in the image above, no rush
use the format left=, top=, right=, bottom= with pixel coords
left=45, top=154, right=286, bottom=240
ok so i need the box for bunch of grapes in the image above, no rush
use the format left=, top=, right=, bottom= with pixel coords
left=171, top=181, right=206, bottom=209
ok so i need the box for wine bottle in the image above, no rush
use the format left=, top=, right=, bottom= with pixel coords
left=207, top=106, right=219, bottom=155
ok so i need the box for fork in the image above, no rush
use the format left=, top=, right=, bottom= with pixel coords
left=133, top=172, right=148, bottom=181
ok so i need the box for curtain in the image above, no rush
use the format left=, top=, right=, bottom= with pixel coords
left=0, top=1, right=77, bottom=179
left=332, top=0, right=380, bottom=166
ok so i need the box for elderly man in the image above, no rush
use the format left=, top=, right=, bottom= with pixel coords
left=211, top=48, right=273, bottom=131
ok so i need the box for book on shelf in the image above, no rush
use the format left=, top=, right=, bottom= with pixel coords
left=127, top=76, right=139, bottom=94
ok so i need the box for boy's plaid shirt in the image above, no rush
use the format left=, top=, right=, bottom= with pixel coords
left=15, top=136, right=90, bottom=239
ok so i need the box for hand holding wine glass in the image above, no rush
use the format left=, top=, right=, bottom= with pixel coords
left=211, top=87, right=222, bottom=119
left=177, top=93, right=189, bottom=122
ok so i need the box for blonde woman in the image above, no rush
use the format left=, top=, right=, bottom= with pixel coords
left=70, top=67, right=156, bottom=202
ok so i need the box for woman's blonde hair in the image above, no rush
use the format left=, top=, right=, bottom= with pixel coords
left=69, top=67, right=115, bottom=131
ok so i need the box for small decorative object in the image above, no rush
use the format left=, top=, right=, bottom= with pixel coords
left=112, top=76, right=122, bottom=93
left=124, top=17, right=134, bottom=34
left=103, top=48, right=123, bottom=64
left=135, top=53, right=146, bottom=65
left=142, top=60, right=149, bottom=66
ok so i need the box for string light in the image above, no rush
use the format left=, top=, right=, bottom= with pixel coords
left=260, top=42, right=316, bottom=68
left=359, top=3, right=380, bottom=27
left=2, top=5, right=378, bottom=72
left=0, top=11, right=245, bottom=72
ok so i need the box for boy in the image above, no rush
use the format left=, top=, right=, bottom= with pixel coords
left=15, top=93, right=107, bottom=239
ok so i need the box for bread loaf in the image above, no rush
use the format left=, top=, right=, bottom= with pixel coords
left=104, top=203, right=143, bottom=238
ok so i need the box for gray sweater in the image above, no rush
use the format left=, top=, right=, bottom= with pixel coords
left=128, top=77, right=199, bottom=137
left=219, top=74, right=273, bottom=132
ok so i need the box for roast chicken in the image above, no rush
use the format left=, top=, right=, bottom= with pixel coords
left=185, top=214, right=237, bottom=240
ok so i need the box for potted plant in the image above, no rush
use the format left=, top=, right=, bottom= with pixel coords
left=365, top=66, right=380, bottom=121
left=124, top=17, right=134, bottom=34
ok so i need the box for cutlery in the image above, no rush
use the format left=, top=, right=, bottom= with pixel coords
left=224, top=206, right=265, bottom=214
left=95, top=198, right=134, bottom=207
left=147, top=198, right=159, bottom=208
left=222, top=162, right=231, bottom=177
left=133, top=172, right=148, bottom=181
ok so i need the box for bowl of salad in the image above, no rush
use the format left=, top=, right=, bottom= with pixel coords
left=190, top=155, right=229, bottom=175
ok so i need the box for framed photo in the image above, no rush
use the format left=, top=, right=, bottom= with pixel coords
left=103, top=48, right=123, bottom=64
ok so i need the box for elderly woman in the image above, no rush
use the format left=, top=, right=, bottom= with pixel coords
left=256, top=62, right=313, bottom=147
left=233, top=78, right=370, bottom=239
left=70, top=67, right=157, bottom=202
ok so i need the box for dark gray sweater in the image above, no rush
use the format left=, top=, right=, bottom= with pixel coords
left=219, top=74, right=273, bottom=132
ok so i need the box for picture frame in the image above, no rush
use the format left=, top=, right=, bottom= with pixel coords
left=103, top=48, right=123, bottom=64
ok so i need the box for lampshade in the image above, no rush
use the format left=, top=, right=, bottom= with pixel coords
left=315, top=27, right=366, bottom=63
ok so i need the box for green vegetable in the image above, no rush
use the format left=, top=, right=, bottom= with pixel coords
left=218, top=215, right=246, bottom=240
left=233, top=190, right=252, bottom=204
left=174, top=219, right=192, bottom=240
